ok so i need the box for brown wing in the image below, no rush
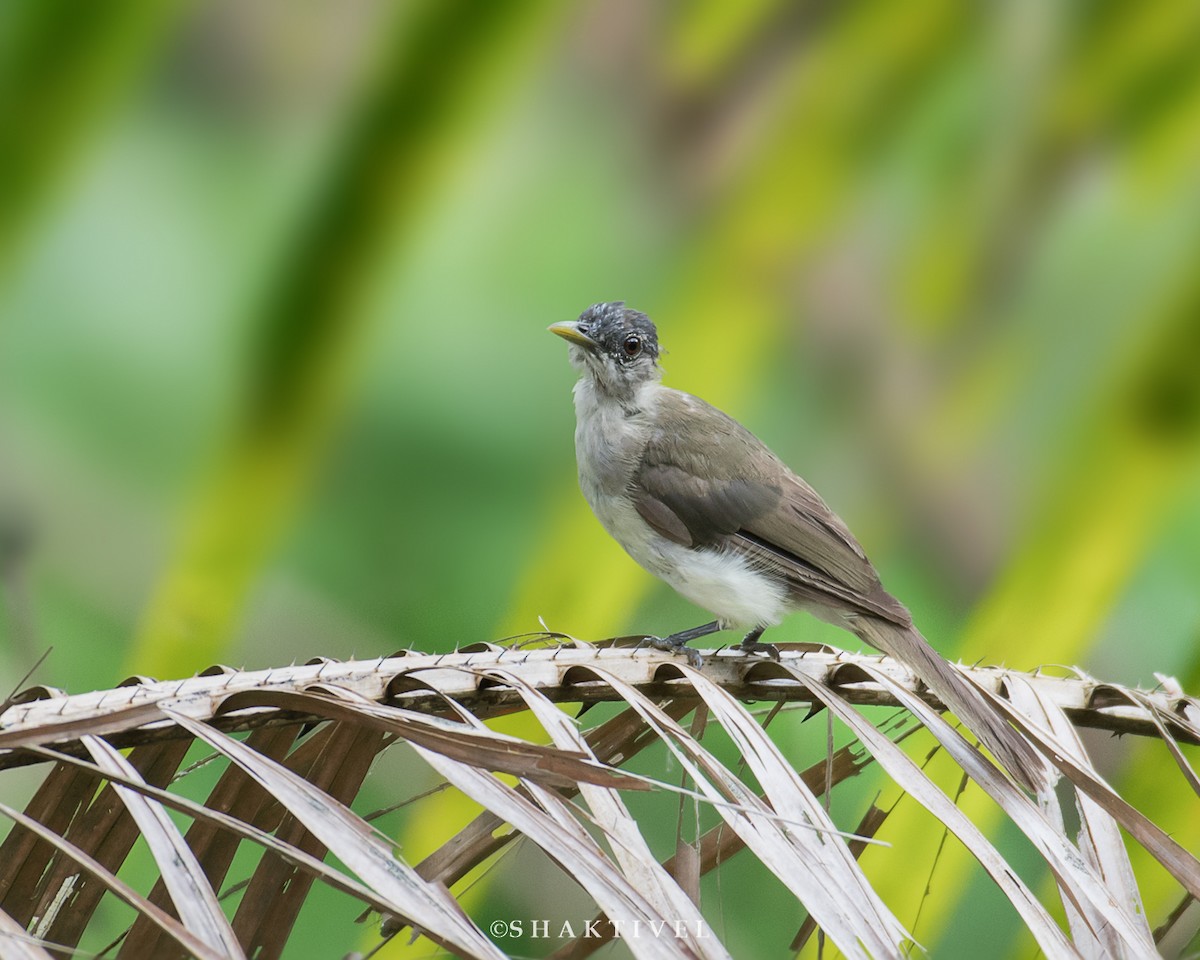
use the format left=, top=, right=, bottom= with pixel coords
left=631, top=389, right=910, bottom=626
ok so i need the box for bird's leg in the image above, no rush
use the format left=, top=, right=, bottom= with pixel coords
left=640, top=620, right=721, bottom=667
left=738, top=625, right=780, bottom=660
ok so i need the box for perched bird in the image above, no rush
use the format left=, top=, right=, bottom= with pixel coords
left=550, top=301, right=1045, bottom=790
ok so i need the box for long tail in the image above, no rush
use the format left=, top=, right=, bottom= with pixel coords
left=854, top=617, right=1048, bottom=792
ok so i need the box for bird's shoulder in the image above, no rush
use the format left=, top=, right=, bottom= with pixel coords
left=640, top=387, right=782, bottom=480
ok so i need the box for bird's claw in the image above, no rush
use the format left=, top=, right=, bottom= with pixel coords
left=639, top=635, right=704, bottom=668
left=738, top=638, right=780, bottom=661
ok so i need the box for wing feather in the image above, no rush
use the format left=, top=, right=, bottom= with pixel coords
left=632, top=390, right=910, bottom=625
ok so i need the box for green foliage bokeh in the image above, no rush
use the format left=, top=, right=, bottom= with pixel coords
left=1, top=2, right=1198, bottom=957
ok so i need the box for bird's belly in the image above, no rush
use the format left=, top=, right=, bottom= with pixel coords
left=586, top=490, right=789, bottom=629
left=654, top=542, right=790, bottom=628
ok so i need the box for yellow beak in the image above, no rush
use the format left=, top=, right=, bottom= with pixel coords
left=547, top=321, right=597, bottom=348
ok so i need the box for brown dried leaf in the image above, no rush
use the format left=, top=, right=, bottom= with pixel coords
left=80, top=736, right=244, bottom=959
left=580, top=665, right=906, bottom=960
left=215, top=687, right=642, bottom=791
left=793, top=669, right=1077, bottom=960
left=0, top=909, right=56, bottom=959
left=857, top=662, right=1158, bottom=956
left=478, top=667, right=729, bottom=960
left=163, top=710, right=505, bottom=960
left=410, top=743, right=703, bottom=960
left=0, top=800, right=228, bottom=960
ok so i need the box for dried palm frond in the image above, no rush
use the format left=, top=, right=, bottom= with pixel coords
left=0, top=641, right=1197, bottom=959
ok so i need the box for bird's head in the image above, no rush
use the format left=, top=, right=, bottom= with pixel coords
left=549, top=302, right=663, bottom=398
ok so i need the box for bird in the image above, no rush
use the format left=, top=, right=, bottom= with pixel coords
left=549, top=301, right=1046, bottom=791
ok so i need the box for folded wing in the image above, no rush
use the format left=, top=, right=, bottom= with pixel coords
left=630, top=390, right=910, bottom=626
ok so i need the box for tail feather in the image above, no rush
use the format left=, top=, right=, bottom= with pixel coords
left=855, top=617, right=1048, bottom=792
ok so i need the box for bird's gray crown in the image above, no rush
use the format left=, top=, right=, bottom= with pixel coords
left=577, top=302, right=661, bottom=364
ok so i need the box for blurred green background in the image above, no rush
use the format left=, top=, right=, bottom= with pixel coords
left=2, top=1, right=1199, bottom=957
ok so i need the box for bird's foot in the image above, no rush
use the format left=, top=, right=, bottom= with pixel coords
left=737, top=627, right=780, bottom=660
left=737, top=638, right=780, bottom=660
left=639, top=634, right=704, bottom=668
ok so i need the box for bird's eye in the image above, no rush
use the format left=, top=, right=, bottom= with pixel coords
left=622, top=334, right=642, bottom=358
